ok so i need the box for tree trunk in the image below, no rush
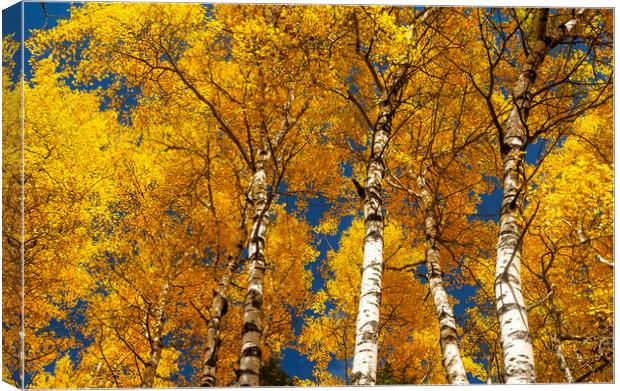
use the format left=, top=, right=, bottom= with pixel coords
left=141, top=270, right=174, bottom=387
left=418, top=176, right=469, bottom=384
left=350, top=93, right=392, bottom=386
left=554, top=337, right=573, bottom=383
left=541, top=273, right=574, bottom=383
left=350, top=8, right=435, bottom=384
left=495, top=8, right=584, bottom=384
left=495, top=136, right=535, bottom=383
left=200, top=210, right=249, bottom=387
left=238, top=148, right=270, bottom=387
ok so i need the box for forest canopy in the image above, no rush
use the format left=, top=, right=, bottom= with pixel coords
left=1, top=2, right=613, bottom=388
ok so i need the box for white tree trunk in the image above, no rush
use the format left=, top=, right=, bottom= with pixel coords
left=351, top=102, right=391, bottom=386
left=200, top=218, right=248, bottom=386
left=141, top=258, right=179, bottom=388
left=495, top=140, right=534, bottom=384
left=418, top=176, right=469, bottom=384
left=350, top=8, right=437, bottom=384
left=238, top=149, right=270, bottom=387
left=554, top=337, right=573, bottom=383
left=495, top=9, right=584, bottom=384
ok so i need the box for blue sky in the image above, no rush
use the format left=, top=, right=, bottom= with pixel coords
left=2, top=2, right=20, bottom=38
left=4, top=1, right=558, bottom=385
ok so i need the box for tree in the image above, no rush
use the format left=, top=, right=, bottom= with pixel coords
left=30, top=3, right=342, bottom=386
left=449, top=7, right=612, bottom=383
left=5, top=56, right=121, bottom=386
left=386, top=66, right=495, bottom=383
left=310, top=7, right=444, bottom=384
left=2, top=34, right=24, bottom=387
left=299, top=218, right=461, bottom=385
left=5, top=4, right=614, bottom=387
left=522, top=99, right=613, bottom=382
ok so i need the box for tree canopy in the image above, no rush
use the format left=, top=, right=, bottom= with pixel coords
left=2, top=2, right=613, bottom=387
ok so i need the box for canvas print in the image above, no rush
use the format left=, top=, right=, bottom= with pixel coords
left=1, top=1, right=614, bottom=388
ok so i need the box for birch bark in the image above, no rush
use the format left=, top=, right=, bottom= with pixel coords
left=140, top=295, right=166, bottom=387
left=199, top=206, right=249, bottom=387
left=554, top=337, right=573, bottom=382
left=141, top=256, right=181, bottom=388
left=238, top=148, right=270, bottom=387
left=417, top=176, right=469, bottom=384
left=542, top=275, right=574, bottom=382
left=350, top=10, right=434, bottom=384
left=350, top=110, right=388, bottom=386
left=495, top=8, right=584, bottom=384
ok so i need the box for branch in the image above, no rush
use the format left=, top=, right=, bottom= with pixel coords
left=385, top=260, right=425, bottom=272
left=526, top=288, right=553, bottom=312
left=189, top=300, right=212, bottom=326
